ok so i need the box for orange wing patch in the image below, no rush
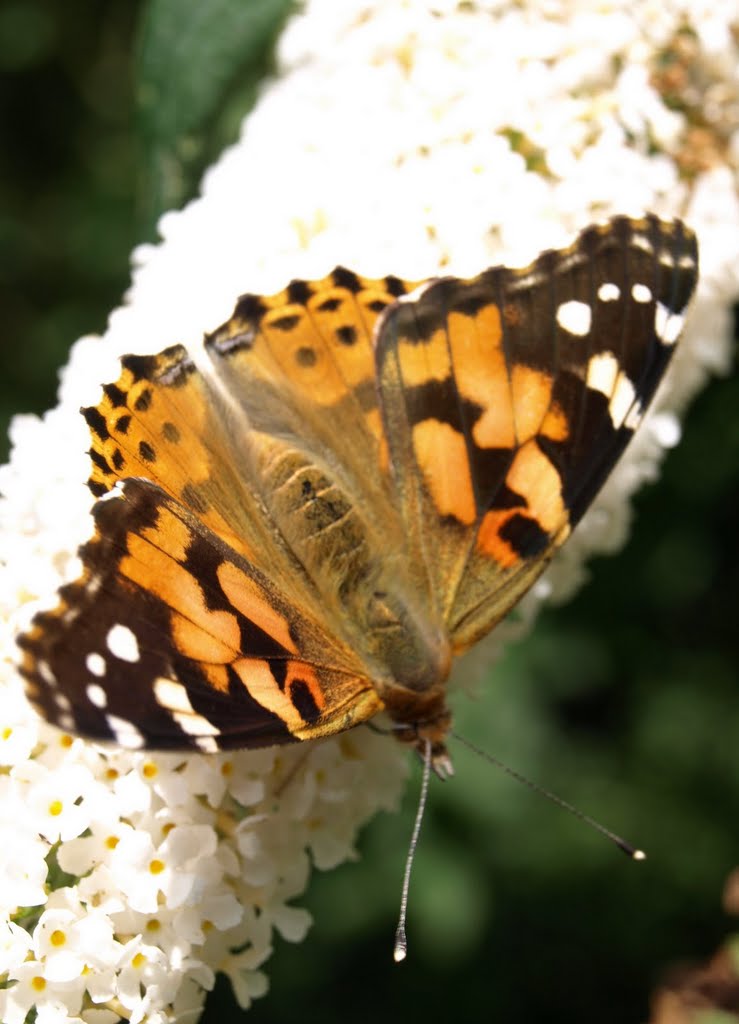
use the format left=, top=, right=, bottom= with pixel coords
left=84, top=347, right=259, bottom=561
left=412, top=419, right=476, bottom=526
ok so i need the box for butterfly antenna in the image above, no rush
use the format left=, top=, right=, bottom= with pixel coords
left=450, top=730, right=645, bottom=861
left=394, top=737, right=432, bottom=963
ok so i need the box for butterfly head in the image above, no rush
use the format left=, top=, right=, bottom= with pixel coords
left=380, top=687, right=454, bottom=779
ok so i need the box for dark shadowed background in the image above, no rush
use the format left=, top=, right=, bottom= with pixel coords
left=1, top=2, right=737, bottom=1022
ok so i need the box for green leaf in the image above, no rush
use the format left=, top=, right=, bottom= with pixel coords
left=135, top=0, right=295, bottom=234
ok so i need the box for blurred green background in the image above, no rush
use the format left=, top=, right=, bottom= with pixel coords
left=1, top=2, right=737, bottom=1022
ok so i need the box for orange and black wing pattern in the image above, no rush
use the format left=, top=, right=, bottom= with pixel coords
left=17, top=215, right=698, bottom=754
left=374, top=215, right=697, bottom=650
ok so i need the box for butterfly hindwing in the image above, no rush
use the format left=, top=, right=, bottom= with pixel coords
left=204, top=268, right=418, bottom=480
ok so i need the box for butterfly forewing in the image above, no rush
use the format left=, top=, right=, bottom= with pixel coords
left=373, top=215, right=698, bottom=650
left=18, top=478, right=383, bottom=750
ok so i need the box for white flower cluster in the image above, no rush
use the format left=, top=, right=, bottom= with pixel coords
left=1, top=0, right=738, bottom=1021
left=0, top=666, right=405, bottom=1023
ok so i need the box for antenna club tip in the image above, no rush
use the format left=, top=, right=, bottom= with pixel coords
left=393, top=945, right=407, bottom=963
left=633, top=849, right=647, bottom=861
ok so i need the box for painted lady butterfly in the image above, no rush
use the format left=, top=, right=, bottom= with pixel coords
left=18, top=215, right=698, bottom=777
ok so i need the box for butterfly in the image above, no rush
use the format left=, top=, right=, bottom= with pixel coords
left=17, top=215, right=698, bottom=777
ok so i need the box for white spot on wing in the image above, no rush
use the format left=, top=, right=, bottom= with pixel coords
left=597, top=282, right=620, bottom=302
left=609, top=373, right=637, bottom=427
left=154, top=678, right=195, bottom=714
left=153, top=678, right=221, bottom=740
left=38, top=660, right=56, bottom=686
left=655, top=302, right=684, bottom=346
left=556, top=300, right=592, bottom=336
left=54, top=692, right=71, bottom=711
left=586, top=352, right=619, bottom=396
left=106, top=714, right=145, bottom=749
left=106, top=624, right=140, bottom=663
left=195, top=736, right=220, bottom=753
left=58, top=713, right=74, bottom=731
left=586, top=352, right=637, bottom=428
left=631, top=283, right=652, bottom=303
left=175, top=711, right=221, bottom=739
left=624, top=402, right=644, bottom=430
left=86, top=653, right=106, bottom=677
left=86, top=683, right=107, bottom=709
left=632, top=234, right=654, bottom=254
